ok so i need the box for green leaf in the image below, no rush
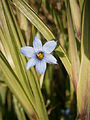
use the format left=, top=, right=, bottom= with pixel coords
left=77, top=0, right=90, bottom=118
left=55, top=46, right=72, bottom=77
left=0, top=51, right=38, bottom=119
left=0, top=69, right=5, bottom=83
left=0, top=28, right=14, bottom=67
left=13, top=96, right=28, bottom=120
left=66, top=2, right=80, bottom=91
left=79, top=0, right=84, bottom=12
left=44, top=65, right=53, bottom=96
left=0, top=1, right=49, bottom=119
left=0, top=86, right=7, bottom=105
left=0, top=0, right=31, bottom=96
left=12, top=0, right=55, bottom=40
left=28, top=68, right=49, bottom=120
left=0, top=1, right=44, bottom=119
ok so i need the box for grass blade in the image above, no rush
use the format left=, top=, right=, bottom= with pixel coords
left=12, top=0, right=55, bottom=40
left=55, top=46, right=72, bottom=77
left=66, top=2, right=80, bottom=91
left=79, top=0, right=84, bottom=12
left=0, top=0, right=36, bottom=106
left=0, top=51, right=38, bottom=119
left=77, top=0, right=90, bottom=119
left=0, top=1, right=49, bottom=119
left=69, top=0, right=81, bottom=38
left=13, top=96, right=28, bottom=120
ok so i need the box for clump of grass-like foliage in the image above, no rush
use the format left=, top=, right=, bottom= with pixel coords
left=0, top=0, right=90, bottom=120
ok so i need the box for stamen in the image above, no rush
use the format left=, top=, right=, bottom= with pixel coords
left=36, top=52, right=44, bottom=60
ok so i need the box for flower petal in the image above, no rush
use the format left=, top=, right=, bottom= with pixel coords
left=36, top=60, right=46, bottom=74
left=26, top=58, right=36, bottom=70
left=44, top=53, right=57, bottom=64
left=21, top=46, right=35, bottom=58
left=43, top=40, right=57, bottom=53
left=33, top=35, right=42, bottom=52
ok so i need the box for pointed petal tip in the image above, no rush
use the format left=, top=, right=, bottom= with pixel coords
left=26, top=58, right=36, bottom=70
left=26, top=65, right=29, bottom=70
left=54, top=40, right=57, bottom=48
left=33, top=35, right=42, bottom=52
left=35, top=34, right=39, bottom=39
left=26, top=64, right=31, bottom=70
left=20, top=48, right=23, bottom=54
left=54, top=60, right=58, bottom=64
left=36, top=61, right=46, bottom=74
left=43, top=40, right=57, bottom=53
left=20, top=46, right=35, bottom=58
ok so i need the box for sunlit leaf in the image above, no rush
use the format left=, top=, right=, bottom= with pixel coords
left=0, top=0, right=35, bottom=107
left=0, top=1, right=49, bottom=119
left=0, top=51, right=38, bottom=119
left=79, top=0, right=84, bottom=12
left=77, top=0, right=90, bottom=119
left=12, top=0, right=55, bottom=40
left=13, top=96, right=28, bottom=120
left=66, top=2, right=80, bottom=91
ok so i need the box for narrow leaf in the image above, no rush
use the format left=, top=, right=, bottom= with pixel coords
left=0, top=51, right=38, bottom=119
left=79, top=0, right=84, bottom=12
left=12, top=0, right=55, bottom=40
left=77, top=0, right=90, bottom=119
left=55, top=46, right=72, bottom=77
left=66, top=2, right=80, bottom=91
left=69, top=0, right=81, bottom=38
left=0, top=0, right=35, bottom=105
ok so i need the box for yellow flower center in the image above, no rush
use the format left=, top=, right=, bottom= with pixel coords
left=36, top=52, right=44, bottom=60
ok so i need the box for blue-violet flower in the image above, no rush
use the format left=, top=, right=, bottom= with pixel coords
left=21, top=35, right=57, bottom=74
